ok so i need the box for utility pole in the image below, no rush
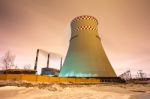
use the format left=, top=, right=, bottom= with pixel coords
left=137, top=70, right=146, bottom=79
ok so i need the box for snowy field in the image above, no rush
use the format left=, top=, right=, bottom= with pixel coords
left=0, top=81, right=150, bottom=99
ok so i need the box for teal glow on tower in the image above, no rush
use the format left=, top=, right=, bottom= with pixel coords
left=59, top=15, right=116, bottom=77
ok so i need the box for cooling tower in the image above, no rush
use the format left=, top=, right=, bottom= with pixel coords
left=59, top=15, right=116, bottom=77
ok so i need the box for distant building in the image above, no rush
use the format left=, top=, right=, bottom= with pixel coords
left=41, top=68, right=59, bottom=76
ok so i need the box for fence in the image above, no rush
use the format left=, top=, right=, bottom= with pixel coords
left=0, top=74, right=100, bottom=83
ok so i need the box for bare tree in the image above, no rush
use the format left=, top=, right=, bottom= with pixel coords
left=1, top=51, right=15, bottom=70
left=24, top=64, right=31, bottom=70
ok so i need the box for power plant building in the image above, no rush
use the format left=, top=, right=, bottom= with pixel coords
left=59, top=15, right=116, bottom=77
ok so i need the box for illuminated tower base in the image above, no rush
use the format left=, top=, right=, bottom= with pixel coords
left=59, top=15, right=116, bottom=77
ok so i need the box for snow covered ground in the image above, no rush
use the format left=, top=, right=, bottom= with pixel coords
left=0, top=81, right=150, bottom=99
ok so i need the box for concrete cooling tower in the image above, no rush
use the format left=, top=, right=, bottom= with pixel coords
left=59, top=15, right=116, bottom=77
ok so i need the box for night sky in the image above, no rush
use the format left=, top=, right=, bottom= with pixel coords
left=0, top=0, right=150, bottom=76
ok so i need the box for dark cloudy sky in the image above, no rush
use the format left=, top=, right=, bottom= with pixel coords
left=0, top=0, right=150, bottom=76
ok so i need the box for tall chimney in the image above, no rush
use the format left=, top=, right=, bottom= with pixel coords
left=47, top=54, right=50, bottom=68
left=34, top=49, right=39, bottom=71
left=60, top=57, right=63, bottom=71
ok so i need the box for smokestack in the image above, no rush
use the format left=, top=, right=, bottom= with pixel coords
left=47, top=54, right=50, bottom=68
left=60, top=57, right=63, bottom=71
left=34, top=49, right=39, bottom=71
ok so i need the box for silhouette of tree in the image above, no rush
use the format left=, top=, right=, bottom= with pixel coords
left=24, top=64, right=31, bottom=70
left=1, top=51, right=15, bottom=70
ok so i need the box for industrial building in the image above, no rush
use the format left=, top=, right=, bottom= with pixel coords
left=41, top=68, right=59, bottom=76
left=0, top=15, right=124, bottom=83
left=59, top=15, right=116, bottom=77
left=34, top=49, right=62, bottom=76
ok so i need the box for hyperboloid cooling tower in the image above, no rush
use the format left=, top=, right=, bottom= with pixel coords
left=59, top=15, right=116, bottom=77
